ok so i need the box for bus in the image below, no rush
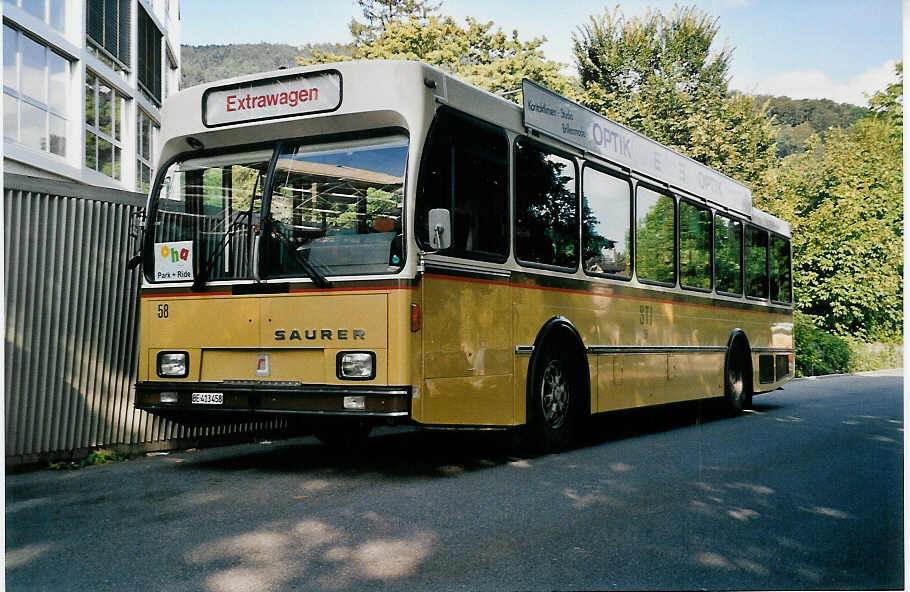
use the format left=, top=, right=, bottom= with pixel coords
left=133, top=60, right=793, bottom=450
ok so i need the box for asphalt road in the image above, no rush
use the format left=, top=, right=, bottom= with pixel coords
left=6, top=371, right=903, bottom=591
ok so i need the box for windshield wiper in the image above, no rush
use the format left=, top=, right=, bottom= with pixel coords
left=191, top=208, right=254, bottom=292
left=265, top=219, right=331, bottom=289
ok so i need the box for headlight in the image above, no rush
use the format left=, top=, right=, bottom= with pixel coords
left=337, top=352, right=375, bottom=380
left=157, top=351, right=189, bottom=378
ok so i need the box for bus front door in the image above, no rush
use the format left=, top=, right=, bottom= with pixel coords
left=418, top=271, right=514, bottom=426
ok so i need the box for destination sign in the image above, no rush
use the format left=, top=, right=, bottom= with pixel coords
left=522, top=79, right=752, bottom=216
left=203, top=70, right=342, bottom=127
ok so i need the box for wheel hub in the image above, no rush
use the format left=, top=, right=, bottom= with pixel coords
left=541, top=360, right=569, bottom=429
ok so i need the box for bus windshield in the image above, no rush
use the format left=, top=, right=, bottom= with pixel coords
left=149, top=149, right=270, bottom=283
left=262, top=136, right=407, bottom=278
left=146, top=135, right=407, bottom=284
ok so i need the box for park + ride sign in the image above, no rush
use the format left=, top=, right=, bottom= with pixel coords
left=203, top=70, right=342, bottom=127
left=521, top=79, right=751, bottom=216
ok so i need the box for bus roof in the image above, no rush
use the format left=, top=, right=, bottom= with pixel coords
left=158, top=59, right=790, bottom=237
left=750, top=208, right=791, bottom=236
left=519, top=78, right=790, bottom=237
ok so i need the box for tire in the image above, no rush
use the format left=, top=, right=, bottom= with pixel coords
left=527, top=346, right=578, bottom=451
left=725, top=344, right=753, bottom=412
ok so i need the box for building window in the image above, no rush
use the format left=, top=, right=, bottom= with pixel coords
left=85, top=70, right=126, bottom=179
left=86, top=0, right=131, bottom=71
left=137, top=4, right=162, bottom=104
left=3, top=24, right=68, bottom=157
left=3, top=0, right=66, bottom=33
left=136, top=109, right=158, bottom=193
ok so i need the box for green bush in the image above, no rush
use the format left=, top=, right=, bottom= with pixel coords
left=794, top=313, right=853, bottom=376
left=84, top=449, right=128, bottom=465
left=794, top=312, right=903, bottom=376
left=848, top=341, right=904, bottom=372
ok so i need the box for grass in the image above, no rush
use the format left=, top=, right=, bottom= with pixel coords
left=47, top=448, right=130, bottom=470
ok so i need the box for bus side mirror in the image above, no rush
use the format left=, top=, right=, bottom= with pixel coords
left=126, top=209, right=146, bottom=271
left=428, top=208, right=452, bottom=250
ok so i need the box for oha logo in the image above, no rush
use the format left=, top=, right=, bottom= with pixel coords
left=159, top=245, right=190, bottom=263
left=154, top=241, right=193, bottom=281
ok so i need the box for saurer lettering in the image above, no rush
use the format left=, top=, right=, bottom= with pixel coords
left=274, top=329, right=366, bottom=341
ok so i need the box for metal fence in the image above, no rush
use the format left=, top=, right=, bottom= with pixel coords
left=4, top=174, right=282, bottom=465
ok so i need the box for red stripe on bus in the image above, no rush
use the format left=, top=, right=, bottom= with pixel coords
left=289, top=285, right=416, bottom=294
left=141, top=291, right=232, bottom=298
left=141, top=285, right=416, bottom=298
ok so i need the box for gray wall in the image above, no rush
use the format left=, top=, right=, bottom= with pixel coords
left=4, top=174, right=282, bottom=465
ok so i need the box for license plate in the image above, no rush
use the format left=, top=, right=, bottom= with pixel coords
left=191, top=392, right=223, bottom=405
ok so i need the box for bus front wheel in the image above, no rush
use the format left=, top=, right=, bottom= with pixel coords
left=527, top=348, right=577, bottom=451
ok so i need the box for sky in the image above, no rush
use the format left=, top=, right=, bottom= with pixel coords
left=180, top=0, right=903, bottom=106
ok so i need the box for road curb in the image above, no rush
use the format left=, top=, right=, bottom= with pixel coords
left=793, top=368, right=903, bottom=381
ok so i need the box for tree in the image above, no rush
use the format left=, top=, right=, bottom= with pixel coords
left=867, top=62, right=902, bottom=125
left=757, top=63, right=903, bottom=341
left=753, top=95, right=868, bottom=157
left=572, top=6, right=777, bottom=189
left=774, top=121, right=815, bottom=158
left=301, top=12, right=575, bottom=102
left=349, top=0, right=442, bottom=45
left=757, top=95, right=867, bottom=132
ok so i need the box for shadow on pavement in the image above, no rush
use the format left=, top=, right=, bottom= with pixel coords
left=180, top=396, right=789, bottom=477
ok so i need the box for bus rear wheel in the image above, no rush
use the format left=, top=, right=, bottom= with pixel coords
left=527, top=348, right=577, bottom=451
left=725, top=345, right=752, bottom=412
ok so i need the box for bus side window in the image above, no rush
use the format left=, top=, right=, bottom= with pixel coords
left=714, top=214, right=742, bottom=295
left=745, top=225, right=769, bottom=299
left=582, top=166, right=631, bottom=278
left=635, top=186, right=675, bottom=285
left=415, top=109, right=509, bottom=262
left=770, top=235, right=792, bottom=303
left=679, top=200, right=712, bottom=290
left=514, top=138, right=578, bottom=269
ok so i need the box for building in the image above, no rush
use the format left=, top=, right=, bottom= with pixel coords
left=3, top=0, right=181, bottom=192
left=3, top=1, right=212, bottom=466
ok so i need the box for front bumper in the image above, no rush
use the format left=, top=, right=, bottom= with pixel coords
left=135, top=381, right=411, bottom=425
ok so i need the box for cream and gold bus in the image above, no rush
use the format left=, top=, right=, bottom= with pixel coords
left=133, top=61, right=793, bottom=449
